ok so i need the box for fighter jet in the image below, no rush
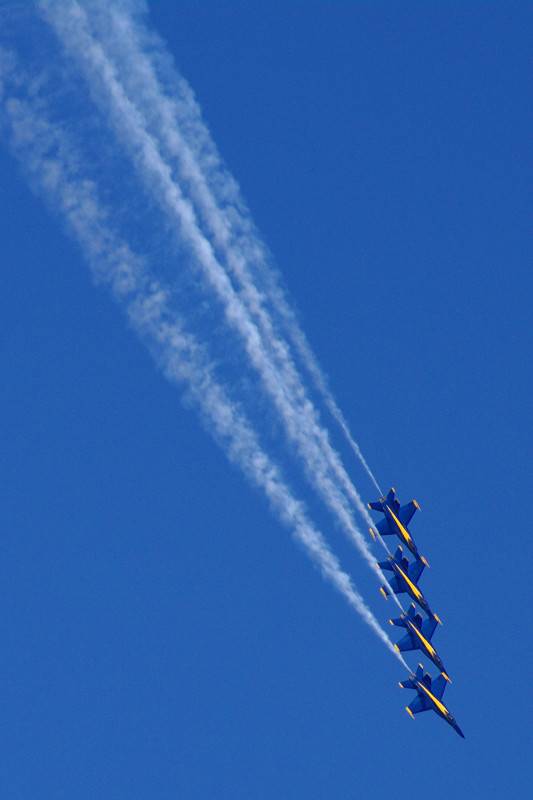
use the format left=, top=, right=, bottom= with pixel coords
left=400, top=664, right=464, bottom=738
left=377, top=545, right=433, bottom=617
left=390, top=604, right=449, bottom=681
left=368, top=487, right=422, bottom=560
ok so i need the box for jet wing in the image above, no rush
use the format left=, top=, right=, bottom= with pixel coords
left=395, top=632, right=417, bottom=652
left=374, top=516, right=394, bottom=537
left=420, top=615, right=440, bottom=640
left=430, top=674, right=448, bottom=701
left=407, top=557, right=426, bottom=584
left=398, top=500, right=420, bottom=527
left=407, top=695, right=430, bottom=715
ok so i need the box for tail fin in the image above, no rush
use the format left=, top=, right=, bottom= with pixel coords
left=405, top=603, right=417, bottom=620
left=412, top=610, right=424, bottom=628
left=399, top=663, right=424, bottom=689
left=393, top=545, right=404, bottom=561
left=368, top=488, right=398, bottom=513
left=390, top=604, right=416, bottom=628
left=387, top=488, right=399, bottom=508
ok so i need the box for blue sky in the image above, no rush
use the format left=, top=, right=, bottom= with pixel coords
left=1, top=2, right=531, bottom=798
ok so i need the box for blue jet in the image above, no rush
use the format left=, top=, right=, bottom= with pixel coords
left=390, top=604, right=449, bottom=681
left=377, top=545, right=433, bottom=617
left=368, top=487, right=423, bottom=560
left=400, top=664, right=464, bottom=738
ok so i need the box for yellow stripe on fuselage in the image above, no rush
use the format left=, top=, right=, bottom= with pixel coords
left=406, top=621, right=436, bottom=659
left=417, top=681, right=451, bottom=719
left=394, top=563, right=425, bottom=605
left=386, top=505, right=416, bottom=551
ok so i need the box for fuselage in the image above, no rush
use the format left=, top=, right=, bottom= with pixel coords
left=390, top=560, right=432, bottom=616
left=384, top=504, right=419, bottom=558
left=402, top=620, right=448, bottom=680
left=413, top=679, right=463, bottom=736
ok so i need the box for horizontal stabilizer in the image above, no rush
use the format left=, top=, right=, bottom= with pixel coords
left=399, top=678, right=413, bottom=690
left=389, top=615, right=405, bottom=628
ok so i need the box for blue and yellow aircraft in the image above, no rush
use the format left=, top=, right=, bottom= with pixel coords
left=377, top=546, right=433, bottom=617
left=390, top=604, right=449, bottom=681
left=400, top=664, right=464, bottom=738
left=368, top=487, right=422, bottom=560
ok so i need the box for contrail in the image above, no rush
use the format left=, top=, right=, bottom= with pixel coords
left=77, top=0, right=384, bottom=498
left=39, top=1, right=393, bottom=603
left=0, top=43, right=407, bottom=665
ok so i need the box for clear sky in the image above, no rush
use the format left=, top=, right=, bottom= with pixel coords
left=1, top=2, right=531, bottom=798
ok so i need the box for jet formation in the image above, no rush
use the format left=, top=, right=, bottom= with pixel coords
left=368, top=488, right=464, bottom=738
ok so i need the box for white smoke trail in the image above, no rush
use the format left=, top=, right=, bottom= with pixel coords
left=79, top=0, right=384, bottom=498
left=75, top=0, right=384, bottom=498
left=0, top=45, right=407, bottom=665
left=39, top=1, right=394, bottom=601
